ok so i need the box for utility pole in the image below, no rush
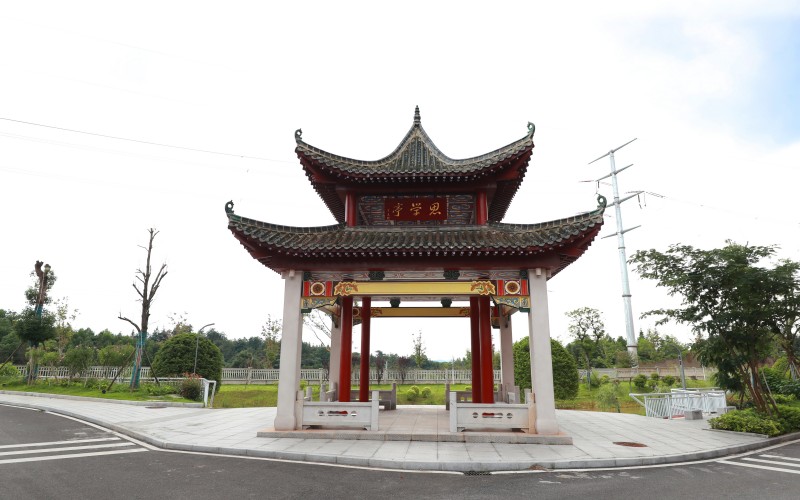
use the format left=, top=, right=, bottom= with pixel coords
left=589, top=139, right=641, bottom=362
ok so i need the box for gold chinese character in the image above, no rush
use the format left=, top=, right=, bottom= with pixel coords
left=410, top=202, right=422, bottom=216
left=392, top=203, right=403, bottom=217
left=429, top=202, right=441, bottom=215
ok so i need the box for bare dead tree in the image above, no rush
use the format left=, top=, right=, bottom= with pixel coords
left=303, top=309, right=332, bottom=347
left=118, top=228, right=167, bottom=388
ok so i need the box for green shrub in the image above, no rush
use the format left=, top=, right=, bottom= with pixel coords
left=776, top=404, right=800, bottom=433
left=143, top=382, right=178, bottom=396
left=409, top=385, right=420, bottom=396
left=180, top=375, right=203, bottom=401
left=589, top=372, right=601, bottom=388
left=420, top=387, right=431, bottom=398
left=151, top=333, right=223, bottom=391
left=0, top=364, right=20, bottom=377
left=772, top=394, right=796, bottom=405
left=63, top=346, right=95, bottom=380
left=596, top=383, right=620, bottom=412
left=774, top=379, right=800, bottom=398
left=662, top=375, right=676, bottom=386
left=600, top=375, right=610, bottom=385
left=709, top=410, right=782, bottom=437
left=650, top=372, right=660, bottom=381
left=405, top=388, right=418, bottom=402
left=647, top=379, right=660, bottom=391
left=633, top=374, right=648, bottom=389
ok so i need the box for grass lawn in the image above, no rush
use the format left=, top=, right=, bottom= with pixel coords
left=0, top=376, right=196, bottom=403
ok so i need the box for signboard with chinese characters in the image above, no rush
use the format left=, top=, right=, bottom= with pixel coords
left=384, top=197, right=448, bottom=221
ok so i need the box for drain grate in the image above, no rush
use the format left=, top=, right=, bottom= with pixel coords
left=613, top=441, right=647, bottom=447
left=463, top=471, right=492, bottom=476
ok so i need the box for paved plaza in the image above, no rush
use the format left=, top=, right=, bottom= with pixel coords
left=0, top=391, right=792, bottom=472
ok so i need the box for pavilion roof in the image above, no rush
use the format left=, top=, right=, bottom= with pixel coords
left=225, top=196, right=606, bottom=276
left=295, top=107, right=535, bottom=223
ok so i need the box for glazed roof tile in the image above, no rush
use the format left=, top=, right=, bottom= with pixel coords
left=294, top=106, right=534, bottom=181
left=226, top=199, right=605, bottom=259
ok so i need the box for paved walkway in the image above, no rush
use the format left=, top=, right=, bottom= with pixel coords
left=0, top=392, right=791, bottom=472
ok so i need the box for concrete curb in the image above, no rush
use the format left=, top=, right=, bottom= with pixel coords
left=2, top=396, right=798, bottom=473
left=0, top=390, right=204, bottom=408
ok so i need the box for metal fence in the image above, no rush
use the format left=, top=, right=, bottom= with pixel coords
left=629, top=389, right=727, bottom=418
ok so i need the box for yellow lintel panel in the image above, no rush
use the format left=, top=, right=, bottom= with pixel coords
left=335, top=281, right=494, bottom=296
left=370, top=307, right=471, bottom=318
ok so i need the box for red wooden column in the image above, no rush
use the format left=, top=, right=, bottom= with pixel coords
left=469, top=296, right=482, bottom=403
left=338, top=296, right=354, bottom=402
left=479, top=296, right=495, bottom=403
left=476, top=190, right=488, bottom=225
left=345, top=193, right=357, bottom=227
left=358, top=297, right=372, bottom=402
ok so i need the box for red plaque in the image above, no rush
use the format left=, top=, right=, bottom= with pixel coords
left=384, top=197, right=448, bottom=221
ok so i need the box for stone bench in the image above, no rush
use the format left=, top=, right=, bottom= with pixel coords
left=350, top=383, right=397, bottom=410
left=297, top=390, right=379, bottom=430
left=448, top=392, right=532, bottom=433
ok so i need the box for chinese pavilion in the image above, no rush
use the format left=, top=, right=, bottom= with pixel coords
left=226, top=107, right=605, bottom=433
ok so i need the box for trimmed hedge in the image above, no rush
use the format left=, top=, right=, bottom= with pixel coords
left=709, top=405, right=800, bottom=437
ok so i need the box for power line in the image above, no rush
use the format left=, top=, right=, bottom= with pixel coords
left=0, top=117, right=292, bottom=163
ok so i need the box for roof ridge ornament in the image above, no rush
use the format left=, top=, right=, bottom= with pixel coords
left=527, top=122, right=535, bottom=137
left=414, top=106, right=421, bottom=126
left=295, top=128, right=302, bottom=143
left=225, top=200, right=235, bottom=214
left=597, top=194, right=607, bottom=209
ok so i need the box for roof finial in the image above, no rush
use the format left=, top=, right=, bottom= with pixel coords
left=414, top=106, right=421, bottom=125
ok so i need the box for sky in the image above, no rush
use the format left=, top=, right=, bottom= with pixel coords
left=2, top=1, right=800, bottom=361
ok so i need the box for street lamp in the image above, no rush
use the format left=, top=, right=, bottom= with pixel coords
left=671, top=344, right=687, bottom=391
left=193, top=323, right=215, bottom=375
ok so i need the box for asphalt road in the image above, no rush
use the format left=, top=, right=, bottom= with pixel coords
left=1, top=404, right=798, bottom=500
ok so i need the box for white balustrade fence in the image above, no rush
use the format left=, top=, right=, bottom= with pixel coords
left=14, top=365, right=712, bottom=385
left=579, top=366, right=715, bottom=381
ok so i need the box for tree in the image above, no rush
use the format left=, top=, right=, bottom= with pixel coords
left=303, top=309, right=331, bottom=346
left=151, top=333, right=223, bottom=390
left=261, top=315, right=281, bottom=369
left=373, top=350, right=387, bottom=383
left=63, top=346, right=95, bottom=383
left=118, top=228, right=168, bottom=388
left=631, top=242, right=779, bottom=414
left=411, top=330, right=426, bottom=369
left=566, top=307, right=605, bottom=385
left=52, top=298, right=78, bottom=357
left=764, top=259, right=800, bottom=380
left=396, top=356, right=412, bottom=383
left=513, top=337, right=579, bottom=400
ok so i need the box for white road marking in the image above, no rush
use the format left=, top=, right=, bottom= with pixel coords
left=48, top=412, right=161, bottom=451
left=0, top=404, right=42, bottom=411
left=742, top=457, right=800, bottom=468
left=0, top=448, right=147, bottom=465
left=760, top=454, right=800, bottom=462
left=0, top=442, right=134, bottom=457
left=0, top=437, right=120, bottom=450
left=718, top=460, right=800, bottom=475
